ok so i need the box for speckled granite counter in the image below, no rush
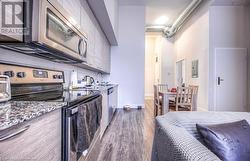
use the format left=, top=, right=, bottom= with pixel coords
left=96, top=84, right=118, bottom=91
left=81, top=84, right=118, bottom=91
left=0, top=101, right=67, bottom=131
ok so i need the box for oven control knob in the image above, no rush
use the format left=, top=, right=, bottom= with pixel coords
left=53, top=75, right=58, bottom=79
left=17, top=72, right=26, bottom=78
left=58, top=75, right=63, bottom=79
left=4, top=71, right=14, bottom=77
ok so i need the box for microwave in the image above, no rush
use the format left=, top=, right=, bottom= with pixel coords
left=0, top=0, right=87, bottom=63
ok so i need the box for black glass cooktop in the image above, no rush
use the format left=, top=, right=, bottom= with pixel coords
left=11, top=84, right=100, bottom=106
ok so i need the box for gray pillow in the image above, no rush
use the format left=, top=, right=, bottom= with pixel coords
left=196, top=120, right=250, bottom=161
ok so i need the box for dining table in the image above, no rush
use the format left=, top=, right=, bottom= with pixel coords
left=158, top=90, right=198, bottom=115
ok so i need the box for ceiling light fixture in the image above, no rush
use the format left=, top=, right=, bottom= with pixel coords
left=146, top=0, right=202, bottom=38
left=154, top=16, right=169, bottom=25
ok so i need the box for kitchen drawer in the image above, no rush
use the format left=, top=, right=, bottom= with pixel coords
left=0, top=109, right=61, bottom=161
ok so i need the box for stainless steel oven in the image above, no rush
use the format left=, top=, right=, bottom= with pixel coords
left=0, top=0, right=87, bottom=63
left=63, top=94, right=102, bottom=161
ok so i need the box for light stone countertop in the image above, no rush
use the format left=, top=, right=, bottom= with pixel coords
left=0, top=101, right=67, bottom=131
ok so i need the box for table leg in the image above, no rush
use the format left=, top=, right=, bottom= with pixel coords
left=192, top=94, right=197, bottom=111
left=162, top=94, right=169, bottom=114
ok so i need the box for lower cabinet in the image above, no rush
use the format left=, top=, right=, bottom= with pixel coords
left=112, top=86, right=118, bottom=109
left=0, top=109, right=61, bottom=161
left=100, top=90, right=109, bottom=137
left=100, top=86, right=118, bottom=137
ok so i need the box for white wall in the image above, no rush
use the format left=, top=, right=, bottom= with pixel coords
left=110, top=5, right=145, bottom=108
left=209, top=5, right=249, bottom=111
left=174, top=4, right=210, bottom=111
left=173, top=3, right=249, bottom=111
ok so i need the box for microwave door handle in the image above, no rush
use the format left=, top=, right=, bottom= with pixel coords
left=83, top=39, right=87, bottom=58
left=78, top=38, right=83, bottom=56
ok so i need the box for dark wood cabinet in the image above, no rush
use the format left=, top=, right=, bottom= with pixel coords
left=0, top=109, right=61, bottom=161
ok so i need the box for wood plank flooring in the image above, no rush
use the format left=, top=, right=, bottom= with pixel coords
left=96, top=100, right=155, bottom=161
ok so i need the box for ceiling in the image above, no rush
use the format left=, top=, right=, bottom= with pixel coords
left=145, top=0, right=193, bottom=26
left=212, top=0, right=250, bottom=6
left=119, top=0, right=194, bottom=26
left=119, top=0, right=250, bottom=27
left=119, top=0, right=146, bottom=5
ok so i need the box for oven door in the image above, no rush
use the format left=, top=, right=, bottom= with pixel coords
left=39, top=0, right=87, bottom=62
left=63, top=94, right=102, bottom=161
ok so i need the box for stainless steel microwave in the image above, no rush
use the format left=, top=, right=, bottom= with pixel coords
left=0, top=0, right=87, bottom=63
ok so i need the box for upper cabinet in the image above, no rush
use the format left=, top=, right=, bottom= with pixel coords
left=80, top=1, right=95, bottom=67
left=87, top=0, right=118, bottom=45
left=62, top=0, right=81, bottom=28
left=94, top=24, right=111, bottom=73
left=59, top=0, right=111, bottom=73
left=104, top=0, right=119, bottom=39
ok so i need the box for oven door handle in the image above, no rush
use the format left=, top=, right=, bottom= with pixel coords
left=0, top=125, right=30, bottom=142
left=71, top=107, right=78, bottom=115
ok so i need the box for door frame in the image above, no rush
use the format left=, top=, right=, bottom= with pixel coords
left=144, top=33, right=162, bottom=99
left=176, top=59, right=186, bottom=87
left=213, top=48, right=248, bottom=111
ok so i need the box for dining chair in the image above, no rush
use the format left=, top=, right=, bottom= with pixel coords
left=175, top=87, right=193, bottom=111
left=157, top=84, right=168, bottom=92
left=153, top=84, right=168, bottom=116
left=189, top=85, right=199, bottom=95
left=189, top=85, right=199, bottom=111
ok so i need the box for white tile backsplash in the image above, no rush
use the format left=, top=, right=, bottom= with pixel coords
left=0, top=48, right=109, bottom=87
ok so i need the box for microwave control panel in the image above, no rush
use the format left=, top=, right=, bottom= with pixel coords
left=0, top=64, right=64, bottom=84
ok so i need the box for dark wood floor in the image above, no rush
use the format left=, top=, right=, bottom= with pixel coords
left=96, top=100, right=155, bottom=161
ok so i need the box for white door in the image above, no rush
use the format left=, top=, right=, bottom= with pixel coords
left=215, top=48, right=248, bottom=112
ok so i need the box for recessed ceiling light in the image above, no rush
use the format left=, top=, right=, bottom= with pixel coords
left=154, top=16, right=169, bottom=25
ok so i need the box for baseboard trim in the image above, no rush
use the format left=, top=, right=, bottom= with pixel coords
left=197, top=107, right=208, bottom=111
left=117, top=104, right=145, bottom=109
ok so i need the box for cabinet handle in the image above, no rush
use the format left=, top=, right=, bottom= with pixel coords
left=0, top=125, right=30, bottom=142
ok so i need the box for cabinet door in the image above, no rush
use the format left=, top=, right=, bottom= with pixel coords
left=80, top=3, right=89, bottom=35
left=55, top=0, right=63, bottom=6
left=112, top=86, right=118, bottom=109
left=0, top=110, right=61, bottom=161
left=81, top=3, right=96, bottom=67
left=78, top=0, right=112, bottom=73
left=62, top=0, right=81, bottom=27
left=87, top=19, right=96, bottom=67
left=103, top=38, right=111, bottom=73
left=100, top=90, right=109, bottom=137
left=94, top=23, right=104, bottom=71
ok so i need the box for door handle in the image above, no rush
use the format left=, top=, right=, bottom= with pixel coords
left=0, top=125, right=30, bottom=142
left=218, top=77, right=224, bottom=85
